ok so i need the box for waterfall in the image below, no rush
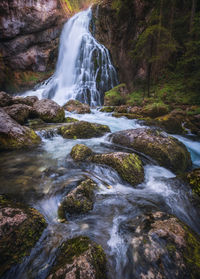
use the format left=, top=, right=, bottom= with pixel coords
left=26, top=7, right=118, bottom=106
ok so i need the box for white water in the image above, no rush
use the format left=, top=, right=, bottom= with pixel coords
left=24, top=7, right=118, bottom=106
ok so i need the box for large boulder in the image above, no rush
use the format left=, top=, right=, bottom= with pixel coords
left=0, top=195, right=47, bottom=277
left=0, top=108, right=41, bottom=150
left=104, top=84, right=128, bottom=106
left=33, top=99, right=65, bottom=123
left=12, top=96, right=39, bottom=107
left=47, top=236, right=107, bottom=279
left=59, top=121, right=110, bottom=139
left=58, top=178, right=97, bottom=220
left=91, top=152, right=144, bottom=186
left=141, top=103, right=169, bottom=118
left=121, top=211, right=200, bottom=279
left=63, top=99, right=91, bottom=114
left=110, top=128, right=192, bottom=173
left=70, top=144, right=144, bottom=187
left=4, top=104, right=33, bottom=124
left=0, top=91, right=12, bottom=107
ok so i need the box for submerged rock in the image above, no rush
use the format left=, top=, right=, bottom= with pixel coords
left=4, top=104, right=33, bottom=124
left=0, top=91, right=12, bottom=107
left=59, top=121, right=110, bottom=139
left=70, top=144, right=144, bottom=186
left=33, top=99, right=65, bottom=123
left=0, top=195, right=46, bottom=277
left=0, top=108, right=41, bottom=150
left=63, top=99, right=91, bottom=114
left=121, top=211, right=200, bottom=279
left=47, top=236, right=107, bottom=279
left=58, top=178, right=97, bottom=220
left=110, top=128, right=192, bottom=173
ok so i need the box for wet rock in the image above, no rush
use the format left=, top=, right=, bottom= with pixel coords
left=0, top=108, right=41, bottom=150
left=100, top=106, right=115, bottom=113
left=63, top=99, right=91, bottom=114
left=141, top=103, right=169, bottom=118
left=110, top=128, right=192, bottom=173
left=183, top=168, right=200, bottom=198
left=71, top=144, right=93, bottom=161
left=12, top=96, right=39, bottom=107
left=58, top=179, right=97, bottom=219
left=4, top=104, right=33, bottom=124
left=58, top=121, right=110, bottom=139
left=0, top=195, right=47, bottom=277
left=33, top=99, right=65, bottom=123
left=121, top=211, right=200, bottom=279
left=27, top=118, right=45, bottom=128
left=64, top=117, right=79, bottom=123
left=0, top=91, right=12, bottom=107
left=70, top=144, right=144, bottom=186
left=114, top=105, right=129, bottom=113
left=47, top=236, right=107, bottom=279
left=91, top=152, right=144, bottom=186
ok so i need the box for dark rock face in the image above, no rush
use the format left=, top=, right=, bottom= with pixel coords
left=121, top=211, right=200, bottom=279
left=58, top=121, right=110, bottom=139
left=110, top=128, right=192, bottom=173
left=0, top=0, right=66, bottom=92
left=93, top=1, right=152, bottom=90
left=47, top=236, right=107, bottom=279
left=0, top=195, right=47, bottom=277
left=12, top=96, right=39, bottom=106
left=0, top=108, right=41, bottom=150
left=33, top=99, right=65, bottom=123
left=58, top=178, right=97, bottom=220
left=63, top=99, right=91, bottom=114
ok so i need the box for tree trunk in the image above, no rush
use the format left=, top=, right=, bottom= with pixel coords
left=147, top=62, right=152, bottom=98
left=190, top=0, right=196, bottom=32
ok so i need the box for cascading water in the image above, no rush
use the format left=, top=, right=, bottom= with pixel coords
left=26, top=7, right=118, bottom=106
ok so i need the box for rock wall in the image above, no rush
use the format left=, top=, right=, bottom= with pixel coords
left=93, top=0, right=152, bottom=91
left=0, top=0, right=66, bottom=93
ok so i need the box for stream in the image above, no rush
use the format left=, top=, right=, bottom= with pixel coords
left=1, top=6, right=200, bottom=279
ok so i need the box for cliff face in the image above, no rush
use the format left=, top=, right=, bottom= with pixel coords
left=93, top=0, right=152, bottom=91
left=0, top=0, right=66, bottom=93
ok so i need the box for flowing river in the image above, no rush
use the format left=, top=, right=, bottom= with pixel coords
left=1, top=7, right=200, bottom=279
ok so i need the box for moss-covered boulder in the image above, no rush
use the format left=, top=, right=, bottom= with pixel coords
left=58, top=179, right=97, bottom=220
left=110, top=128, right=192, bottom=173
left=0, top=91, right=12, bottom=107
left=58, top=121, right=110, bottom=139
left=0, top=108, right=41, bottom=150
left=70, top=144, right=144, bottom=187
left=71, top=144, right=93, bottom=161
left=12, top=96, right=39, bottom=107
left=64, top=117, right=79, bottom=123
left=33, top=99, right=65, bottom=123
left=100, top=106, right=115, bottom=113
left=121, top=211, right=200, bottom=279
left=0, top=195, right=47, bottom=277
left=104, top=84, right=128, bottom=106
left=184, top=168, right=200, bottom=197
left=4, top=104, right=33, bottom=124
left=91, top=152, right=144, bottom=186
left=141, top=103, right=169, bottom=118
left=63, top=99, right=91, bottom=114
left=47, top=236, right=107, bottom=279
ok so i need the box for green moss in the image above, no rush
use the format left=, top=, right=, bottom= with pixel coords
left=71, top=144, right=93, bottom=161
left=49, top=236, right=107, bottom=279
left=0, top=196, right=47, bottom=277
left=104, top=84, right=127, bottom=106
left=183, top=225, right=200, bottom=278
left=41, top=108, right=65, bottom=123
left=64, top=117, right=79, bottom=123
left=100, top=106, right=115, bottom=113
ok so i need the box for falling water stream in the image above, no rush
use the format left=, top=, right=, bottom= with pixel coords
left=1, top=7, right=200, bottom=279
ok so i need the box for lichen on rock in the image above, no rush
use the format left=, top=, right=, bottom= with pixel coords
left=47, top=236, right=107, bottom=279
left=0, top=195, right=47, bottom=277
